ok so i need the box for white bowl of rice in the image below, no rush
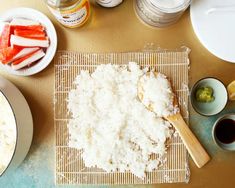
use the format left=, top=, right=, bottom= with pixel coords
left=0, top=76, right=33, bottom=176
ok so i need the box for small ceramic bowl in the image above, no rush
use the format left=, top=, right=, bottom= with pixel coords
left=212, top=114, right=235, bottom=151
left=191, top=77, right=228, bottom=116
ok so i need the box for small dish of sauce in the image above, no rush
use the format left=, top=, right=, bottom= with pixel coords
left=215, top=119, right=235, bottom=144
left=212, top=114, right=235, bottom=151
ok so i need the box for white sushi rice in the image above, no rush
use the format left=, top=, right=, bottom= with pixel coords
left=139, top=72, right=179, bottom=117
left=0, top=92, right=16, bottom=174
left=67, top=62, right=174, bottom=178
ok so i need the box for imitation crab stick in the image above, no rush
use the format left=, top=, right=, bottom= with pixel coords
left=0, top=47, right=22, bottom=64
left=12, top=49, right=45, bottom=70
left=10, top=25, right=45, bottom=31
left=10, top=18, right=40, bottom=26
left=0, top=23, right=11, bottom=49
left=14, top=29, right=46, bottom=38
left=10, top=35, right=49, bottom=48
left=12, top=49, right=40, bottom=65
left=0, top=47, right=39, bottom=64
left=13, top=47, right=39, bottom=61
left=10, top=18, right=44, bottom=31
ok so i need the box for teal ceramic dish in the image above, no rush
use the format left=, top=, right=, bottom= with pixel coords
left=191, top=78, right=228, bottom=116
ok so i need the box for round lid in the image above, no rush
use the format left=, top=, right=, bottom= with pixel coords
left=96, top=0, right=123, bottom=8
left=149, top=0, right=191, bottom=12
left=191, top=0, right=235, bottom=63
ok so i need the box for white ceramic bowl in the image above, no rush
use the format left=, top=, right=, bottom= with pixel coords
left=0, top=76, right=33, bottom=176
left=0, top=7, right=57, bottom=76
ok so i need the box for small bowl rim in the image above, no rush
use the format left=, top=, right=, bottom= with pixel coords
left=212, top=113, right=235, bottom=151
left=190, top=77, right=228, bottom=117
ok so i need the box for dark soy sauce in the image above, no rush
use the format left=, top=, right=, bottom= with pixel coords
left=215, top=119, right=235, bottom=144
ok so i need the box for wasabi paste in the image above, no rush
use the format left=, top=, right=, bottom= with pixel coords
left=196, top=86, right=215, bottom=103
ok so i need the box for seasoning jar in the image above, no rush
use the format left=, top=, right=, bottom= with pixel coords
left=96, top=0, right=123, bottom=8
left=134, top=0, right=191, bottom=28
left=45, top=0, right=91, bottom=28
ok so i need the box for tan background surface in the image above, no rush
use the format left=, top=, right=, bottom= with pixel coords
left=0, top=0, right=235, bottom=187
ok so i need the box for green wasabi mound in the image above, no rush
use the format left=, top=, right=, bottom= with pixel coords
left=195, top=86, right=215, bottom=103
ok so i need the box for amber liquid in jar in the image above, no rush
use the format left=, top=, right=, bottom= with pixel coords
left=45, top=0, right=91, bottom=28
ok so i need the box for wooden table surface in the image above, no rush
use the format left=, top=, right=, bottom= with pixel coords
left=0, top=0, right=235, bottom=187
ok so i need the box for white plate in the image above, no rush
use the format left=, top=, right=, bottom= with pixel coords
left=190, top=0, right=235, bottom=63
left=0, top=7, right=57, bottom=76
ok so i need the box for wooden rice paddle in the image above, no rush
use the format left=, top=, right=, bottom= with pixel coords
left=138, top=72, right=210, bottom=168
left=166, top=109, right=210, bottom=168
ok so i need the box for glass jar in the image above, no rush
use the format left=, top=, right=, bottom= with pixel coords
left=134, top=0, right=191, bottom=28
left=45, top=0, right=91, bottom=28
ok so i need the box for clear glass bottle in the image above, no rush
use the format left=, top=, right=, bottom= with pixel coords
left=45, top=0, right=91, bottom=28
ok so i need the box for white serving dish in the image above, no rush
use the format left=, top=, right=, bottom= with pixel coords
left=190, top=0, right=235, bottom=63
left=0, top=76, right=33, bottom=176
left=0, top=7, right=57, bottom=76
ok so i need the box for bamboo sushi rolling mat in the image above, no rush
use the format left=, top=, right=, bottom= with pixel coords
left=54, top=48, right=190, bottom=185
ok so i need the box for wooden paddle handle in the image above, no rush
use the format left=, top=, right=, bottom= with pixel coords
left=167, top=113, right=210, bottom=168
